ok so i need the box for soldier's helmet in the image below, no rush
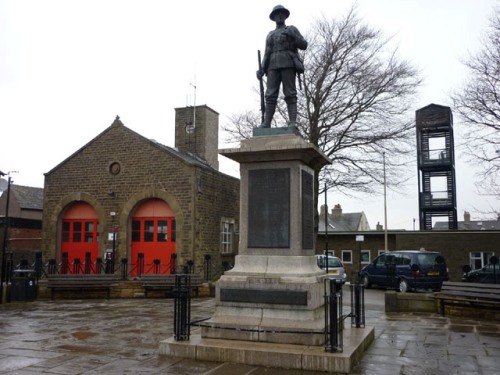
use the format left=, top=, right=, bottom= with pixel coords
left=269, top=5, right=290, bottom=21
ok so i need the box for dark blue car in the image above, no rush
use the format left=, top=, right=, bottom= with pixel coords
left=360, top=250, right=448, bottom=293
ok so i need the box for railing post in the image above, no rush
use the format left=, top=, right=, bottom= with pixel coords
left=137, top=253, right=144, bottom=277
left=153, top=259, right=161, bottom=274
left=73, top=258, right=81, bottom=274
left=85, top=252, right=92, bottom=274
left=96, top=258, right=103, bottom=274
left=170, top=254, right=177, bottom=274
left=61, top=253, right=69, bottom=274
left=34, top=251, right=42, bottom=280
left=48, top=259, right=57, bottom=275
left=121, top=258, right=128, bottom=279
left=324, top=278, right=343, bottom=353
left=350, top=283, right=365, bottom=328
left=174, top=274, right=191, bottom=341
left=204, top=254, right=211, bottom=282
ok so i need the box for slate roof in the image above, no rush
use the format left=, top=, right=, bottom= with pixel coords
left=45, top=116, right=219, bottom=177
left=10, top=185, right=44, bottom=211
left=434, top=220, right=500, bottom=231
left=318, top=212, right=368, bottom=232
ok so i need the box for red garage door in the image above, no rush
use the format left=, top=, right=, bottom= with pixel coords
left=61, top=202, right=99, bottom=273
left=131, top=198, right=176, bottom=275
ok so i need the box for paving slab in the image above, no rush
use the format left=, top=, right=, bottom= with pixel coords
left=0, top=287, right=498, bottom=374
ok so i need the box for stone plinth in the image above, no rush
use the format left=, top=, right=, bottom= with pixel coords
left=201, top=133, right=331, bottom=345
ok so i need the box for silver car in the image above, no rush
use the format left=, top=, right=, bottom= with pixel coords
left=316, top=255, right=347, bottom=284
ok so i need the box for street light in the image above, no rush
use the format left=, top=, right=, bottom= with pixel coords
left=383, top=152, right=388, bottom=252
left=0, top=173, right=13, bottom=304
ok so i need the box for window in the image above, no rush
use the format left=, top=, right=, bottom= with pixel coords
left=62, top=222, right=70, bottom=242
left=221, top=219, right=235, bottom=254
left=62, top=219, right=98, bottom=244
left=132, top=220, right=141, bottom=242
left=144, top=220, right=154, bottom=242
left=470, top=251, right=494, bottom=270
left=72, top=222, right=82, bottom=242
left=84, top=222, right=94, bottom=243
left=341, top=250, right=352, bottom=264
left=361, top=250, right=371, bottom=264
left=157, top=220, right=168, bottom=242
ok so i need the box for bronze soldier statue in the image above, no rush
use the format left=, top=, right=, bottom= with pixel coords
left=256, top=5, right=308, bottom=128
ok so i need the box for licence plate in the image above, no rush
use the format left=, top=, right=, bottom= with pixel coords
left=427, top=271, right=439, bottom=276
left=328, top=270, right=338, bottom=275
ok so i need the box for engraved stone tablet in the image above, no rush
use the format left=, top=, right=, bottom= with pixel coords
left=301, top=170, right=314, bottom=249
left=220, top=288, right=308, bottom=305
left=248, top=168, right=290, bottom=248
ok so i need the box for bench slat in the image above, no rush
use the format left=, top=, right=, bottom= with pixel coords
left=435, top=281, right=500, bottom=317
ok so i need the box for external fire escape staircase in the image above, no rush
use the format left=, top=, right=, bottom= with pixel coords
left=416, top=104, right=458, bottom=230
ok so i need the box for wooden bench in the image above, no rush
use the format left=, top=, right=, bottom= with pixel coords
left=435, top=281, right=500, bottom=317
left=140, top=274, right=203, bottom=298
left=47, top=274, right=120, bottom=299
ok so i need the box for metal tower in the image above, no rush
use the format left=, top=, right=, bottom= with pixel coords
left=416, top=104, right=458, bottom=230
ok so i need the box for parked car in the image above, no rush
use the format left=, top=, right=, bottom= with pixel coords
left=360, top=250, right=448, bottom=293
left=462, top=259, right=500, bottom=284
left=316, top=255, right=347, bottom=284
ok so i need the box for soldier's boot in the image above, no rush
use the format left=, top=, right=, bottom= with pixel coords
left=287, top=101, right=298, bottom=127
left=259, top=103, right=276, bottom=128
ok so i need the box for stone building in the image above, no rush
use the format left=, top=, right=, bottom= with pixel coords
left=41, top=105, right=239, bottom=279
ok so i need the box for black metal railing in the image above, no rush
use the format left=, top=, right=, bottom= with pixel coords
left=324, top=278, right=343, bottom=353
left=173, top=274, right=192, bottom=340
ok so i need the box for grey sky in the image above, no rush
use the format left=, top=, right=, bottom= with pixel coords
left=0, top=0, right=497, bottom=229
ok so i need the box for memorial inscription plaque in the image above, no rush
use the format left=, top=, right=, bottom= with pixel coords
left=301, top=170, right=314, bottom=249
left=248, top=168, right=290, bottom=248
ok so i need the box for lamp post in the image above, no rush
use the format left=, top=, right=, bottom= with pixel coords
left=324, top=182, right=329, bottom=274
left=1, top=174, right=12, bottom=304
left=355, top=234, right=364, bottom=282
left=383, top=152, right=388, bottom=252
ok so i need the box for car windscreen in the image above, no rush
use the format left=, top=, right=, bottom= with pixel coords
left=327, top=258, right=342, bottom=268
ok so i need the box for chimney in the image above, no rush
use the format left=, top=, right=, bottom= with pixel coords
left=320, top=204, right=328, bottom=216
left=464, top=211, right=471, bottom=225
left=332, top=204, right=342, bottom=220
left=174, top=105, right=219, bottom=170
left=376, top=221, right=383, bottom=231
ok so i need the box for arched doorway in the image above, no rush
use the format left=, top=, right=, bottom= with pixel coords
left=61, top=202, right=99, bottom=273
left=131, top=198, right=176, bottom=275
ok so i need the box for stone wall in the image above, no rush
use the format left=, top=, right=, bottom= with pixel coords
left=41, top=112, right=239, bottom=279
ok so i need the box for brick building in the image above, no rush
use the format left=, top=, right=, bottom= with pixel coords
left=0, top=182, right=43, bottom=262
left=316, top=229, right=500, bottom=282
left=41, top=105, right=239, bottom=279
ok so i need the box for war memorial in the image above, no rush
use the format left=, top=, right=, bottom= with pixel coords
left=159, top=6, right=375, bottom=372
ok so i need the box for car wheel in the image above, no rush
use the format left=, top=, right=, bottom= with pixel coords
left=362, top=274, right=371, bottom=289
left=398, top=279, right=409, bottom=293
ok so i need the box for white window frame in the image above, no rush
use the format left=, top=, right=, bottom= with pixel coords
left=469, top=251, right=494, bottom=270
left=361, top=249, right=371, bottom=264
left=341, top=250, right=352, bottom=264
left=221, top=218, right=235, bottom=255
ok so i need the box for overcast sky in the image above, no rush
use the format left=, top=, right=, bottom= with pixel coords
left=1, top=0, right=498, bottom=230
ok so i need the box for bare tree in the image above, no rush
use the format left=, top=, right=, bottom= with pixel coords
left=223, top=7, right=422, bottom=206
left=452, top=7, right=500, bottom=200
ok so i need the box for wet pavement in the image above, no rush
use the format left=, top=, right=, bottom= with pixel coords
left=0, top=289, right=499, bottom=374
